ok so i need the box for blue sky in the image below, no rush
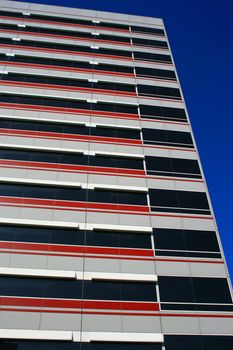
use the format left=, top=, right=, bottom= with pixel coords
left=15, top=0, right=233, bottom=280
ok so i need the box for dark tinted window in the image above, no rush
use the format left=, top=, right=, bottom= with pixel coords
left=140, top=105, right=187, bottom=122
left=131, top=25, right=165, bottom=35
left=0, top=10, right=129, bottom=30
left=133, top=38, right=168, bottom=48
left=0, top=53, right=134, bottom=74
left=3, top=72, right=136, bottom=93
left=203, top=336, right=233, bottom=350
left=153, top=228, right=221, bottom=258
left=83, top=280, right=157, bottom=301
left=0, top=37, right=132, bottom=58
left=134, top=51, right=172, bottom=63
left=0, top=94, right=138, bottom=115
left=135, top=66, right=176, bottom=80
left=149, top=188, right=210, bottom=214
left=145, top=156, right=201, bottom=178
left=0, top=183, right=147, bottom=205
left=0, top=147, right=144, bottom=170
left=0, top=276, right=82, bottom=299
left=0, top=340, right=163, bottom=350
left=0, top=277, right=157, bottom=301
left=0, top=22, right=131, bottom=44
left=142, top=129, right=193, bottom=148
left=0, top=225, right=151, bottom=249
left=138, top=85, right=181, bottom=99
left=165, top=335, right=204, bottom=350
left=154, top=228, right=220, bottom=252
left=159, top=276, right=232, bottom=303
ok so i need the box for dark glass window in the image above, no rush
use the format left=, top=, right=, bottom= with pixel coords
left=0, top=276, right=157, bottom=302
left=0, top=225, right=151, bottom=249
left=142, top=129, right=193, bottom=148
left=0, top=276, right=83, bottom=299
left=165, top=335, right=204, bottom=350
left=0, top=22, right=131, bottom=44
left=140, top=105, right=187, bottom=122
left=134, top=51, right=172, bottom=63
left=145, top=156, right=201, bottom=178
left=132, top=38, right=168, bottom=48
left=0, top=183, right=147, bottom=206
left=135, top=66, right=176, bottom=80
left=0, top=340, right=163, bottom=350
left=153, top=228, right=221, bottom=258
left=83, top=280, right=157, bottom=301
left=159, top=276, right=232, bottom=303
left=0, top=37, right=132, bottom=59
left=131, top=25, right=165, bottom=36
left=2, top=72, right=136, bottom=93
left=0, top=10, right=130, bottom=30
left=138, top=85, right=181, bottom=100
left=0, top=95, right=138, bottom=115
left=149, top=188, right=210, bottom=214
left=202, top=336, right=233, bottom=350
left=0, top=147, right=144, bottom=170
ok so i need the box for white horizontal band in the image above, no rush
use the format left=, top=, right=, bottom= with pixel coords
left=84, top=223, right=152, bottom=233
left=79, top=332, right=164, bottom=343
left=0, top=217, right=79, bottom=228
left=0, top=329, right=72, bottom=341
left=0, top=329, right=163, bottom=343
left=0, top=267, right=76, bottom=279
left=0, top=142, right=144, bottom=159
left=83, top=272, right=157, bottom=282
left=0, top=267, right=157, bottom=282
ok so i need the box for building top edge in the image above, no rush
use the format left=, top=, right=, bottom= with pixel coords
left=0, top=0, right=164, bottom=26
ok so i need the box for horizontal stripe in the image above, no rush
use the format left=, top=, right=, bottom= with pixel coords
left=0, top=60, right=135, bottom=78
left=0, top=296, right=159, bottom=311
left=0, top=29, right=133, bottom=47
left=1, top=306, right=232, bottom=318
left=0, top=80, right=137, bottom=97
left=0, top=241, right=154, bottom=257
left=0, top=197, right=213, bottom=219
left=0, top=44, right=133, bottom=62
left=0, top=160, right=204, bottom=183
left=0, top=15, right=131, bottom=35
left=0, top=160, right=146, bottom=176
left=0, top=102, right=139, bottom=119
left=0, top=197, right=150, bottom=213
left=0, top=129, right=142, bottom=146
left=0, top=248, right=224, bottom=264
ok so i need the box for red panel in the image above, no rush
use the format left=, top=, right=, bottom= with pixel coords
left=0, top=128, right=142, bottom=145
left=0, top=102, right=139, bottom=119
left=0, top=60, right=135, bottom=78
left=0, top=80, right=137, bottom=97
left=0, top=196, right=150, bottom=213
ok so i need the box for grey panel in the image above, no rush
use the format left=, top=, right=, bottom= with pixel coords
left=161, top=316, right=200, bottom=333
left=81, top=314, right=122, bottom=331
left=40, top=313, right=82, bottom=331
left=122, top=316, right=162, bottom=333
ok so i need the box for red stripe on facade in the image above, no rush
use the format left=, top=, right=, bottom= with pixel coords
left=0, top=241, right=154, bottom=257
left=1, top=29, right=134, bottom=47
left=0, top=296, right=159, bottom=311
left=0, top=15, right=131, bottom=34
left=0, top=44, right=133, bottom=62
left=0, top=80, right=137, bottom=97
left=0, top=102, right=139, bottom=119
left=0, top=160, right=146, bottom=177
left=0, top=60, right=135, bottom=78
left=0, top=196, right=150, bottom=213
left=0, top=247, right=224, bottom=264
left=0, top=129, right=142, bottom=146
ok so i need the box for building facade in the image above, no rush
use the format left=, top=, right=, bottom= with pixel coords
left=0, top=0, right=232, bottom=348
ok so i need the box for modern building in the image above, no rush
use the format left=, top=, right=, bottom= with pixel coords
left=0, top=0, right=232, bottom=349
